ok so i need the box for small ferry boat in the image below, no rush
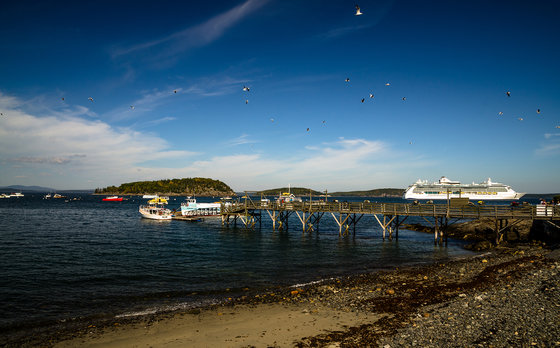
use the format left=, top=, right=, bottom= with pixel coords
left=139, top=197, right=173, bottom=220
left=181, top=197, right=221, bottom=217
left=276, top=192, right=302, bottom=204
left=9, top=193, right=24, bottom=198
left=0, top=193, right=9, bottom=199
left=102, top=196, right=123, bottom=202
left=403, top=176, right=525, bottom=201
left=142, top=194, right=158, bottom=199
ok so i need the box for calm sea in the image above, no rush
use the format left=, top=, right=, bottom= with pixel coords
left=2, top=194, right=531, bottom=339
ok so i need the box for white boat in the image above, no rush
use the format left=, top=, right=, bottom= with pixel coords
left=139, top=197, right=173, bottom=220
left=403, top=176, right=525, bottom=201
left=276, top=192, right=302, bottom=204
left=0, top=194, right=9, bottom=199
left=9, top=192, right=24, bottom=198
left=181, top=197, right=221, bottom=217
left=142, top=194, right=158, bottom=199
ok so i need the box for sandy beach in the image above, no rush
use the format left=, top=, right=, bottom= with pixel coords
left=46, top=243, right=559, bottom=348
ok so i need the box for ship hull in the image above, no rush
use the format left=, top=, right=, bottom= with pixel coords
left=404, top=190, right=525, bottom=201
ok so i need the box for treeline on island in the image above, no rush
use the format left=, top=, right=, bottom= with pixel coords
left=257, top=187, right=324, bottom=196
left=330, top=188, right=404, bottom=197
left=95, top=178, right=235, bottom=197
left=256, top=187, right=404, bottom=197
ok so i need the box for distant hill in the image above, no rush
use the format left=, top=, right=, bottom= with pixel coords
left=95, top=178, right=235, bottom=197
left=0, top=185, right=55, bottom=192
left=255, top=187, right=404, bottom=197
left=257, top=187, right=324, bottom=196
left=330, top=188, right=405, bottom=197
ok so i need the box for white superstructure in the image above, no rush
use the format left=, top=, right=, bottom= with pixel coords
left=181, top=197, right=221, bottom=217
left=403, top=176, right=525, bottom=201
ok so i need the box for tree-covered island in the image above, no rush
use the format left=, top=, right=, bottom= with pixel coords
left=95, top=178, right=235, bottom=197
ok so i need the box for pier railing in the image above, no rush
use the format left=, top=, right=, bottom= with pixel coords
left=223, top=201, right=560, bottom=220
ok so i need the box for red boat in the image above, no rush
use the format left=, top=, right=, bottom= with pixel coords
left=102, top=196, right=123, bottom=202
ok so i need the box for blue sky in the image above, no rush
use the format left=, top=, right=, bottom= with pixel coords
left=1, top=0, right=559, bottom=193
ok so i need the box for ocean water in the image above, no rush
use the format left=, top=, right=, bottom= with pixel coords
left=0, top=194, right=488, bottom=337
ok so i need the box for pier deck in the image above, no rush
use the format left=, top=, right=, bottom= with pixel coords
left=221, top=200, right=560, bottom=244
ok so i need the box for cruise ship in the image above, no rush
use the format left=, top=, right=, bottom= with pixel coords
left=403, top=176, right=525, bottom=201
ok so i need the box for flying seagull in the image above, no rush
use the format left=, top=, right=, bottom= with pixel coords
left=402, top=97, right=406, bottom=101
left=369, top=93, right=374, bottom=98
left=556, top=126, right=560, bottom=129
left=385, top=83, right=390, bottom=86
left=270, top=118, right=274, bottom=123
left=174, top=90, right=177, bottom=94
left=61, top=97, right=65, bottom=101
left=322, top=120, right=326, bottom=125
left=88, top=97, right=94, bottom=102
left=306, top=127, right=310, bottom=132
left=355, top=5, right=363, bottom=15
left=243, top=86, right=250, bottom=92
left=537, top=109, right=541, bottom=114
left=506, top=91, right=511, bottom=97
left=518, top=117, right=524, bottom=121
left=361, top=98, right=365, bottom=103
left=245, top=99, right=249, bottom=104
left=345, top=78, right=350, bottom=82
left=130, top=105, right=135, bottom=110
left=498, top=111, right=503, bottom=116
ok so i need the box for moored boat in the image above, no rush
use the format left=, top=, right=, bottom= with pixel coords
left=139, top=197, right=173, bottom=220
left=102, top=196, right=123, bottom=201
left=276, top=192, right=302, bottom=204
left=403, top=176, right=525, bottom=201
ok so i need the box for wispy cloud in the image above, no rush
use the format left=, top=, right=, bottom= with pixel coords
left=227, top=134, right=258, bottom=146
left=9, top=155, right=86, bottom=165
left=112, top=0, right=269, bottom=60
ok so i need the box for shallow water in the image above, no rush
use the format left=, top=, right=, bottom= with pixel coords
left=0, top=194, right=496, bottom=334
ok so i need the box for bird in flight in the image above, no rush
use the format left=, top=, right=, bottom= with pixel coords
left=88, top=97, right=94, bottom=102
left=345, top=78, right=350, bottom=82
left=243, top=86, right=250, bottom=92
left=61, top=97, right=65, bottom=101
left=369, top=93, right=374, bottom=98
left=518, top=117, right=524, bottom=121
left=506, top=91, right=511, bottom=97
left=385, top=83, right=390, bottom=86
left=130, top=105, right=135, bottom=110
left=270, top=118, right=274, bottom=123
left=322, top=120, right=326, bottom=125
left=361, top=98, right=365, bottom=103
left=556, top=125, right=560, bottom=129
left=537, top=109, right=541, bottom=114
left=355, top=5, right=363, bottom=15
left=498, top=111, right=503, bottom=116
left=402, top=97, right=406, bottom=101
left=245, top=99, right=249, bottom=104
left=306, top=128, right=310, bottom=132
left=174, top=90, right=177, bottom=94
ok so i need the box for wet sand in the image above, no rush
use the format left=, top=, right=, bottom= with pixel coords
left=55, top=304, right=379, bottom=347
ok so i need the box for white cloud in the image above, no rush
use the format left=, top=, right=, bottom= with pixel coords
left=0, top=93, right=195, bottom=189
left=0, top=92, right=429, bottom=191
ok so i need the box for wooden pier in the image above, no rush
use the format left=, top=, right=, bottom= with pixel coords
left=221, top=199, right=560, bottom=245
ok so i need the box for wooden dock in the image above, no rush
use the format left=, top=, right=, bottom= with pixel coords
left=221, top=199, right=560, bottom=245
